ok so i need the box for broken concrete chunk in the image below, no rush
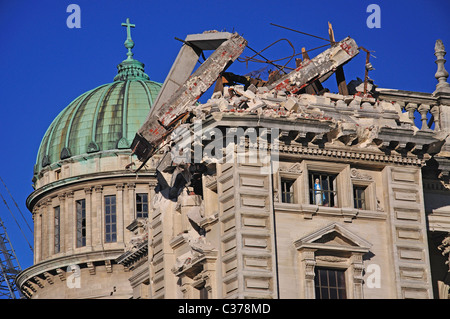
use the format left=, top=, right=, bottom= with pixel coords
left=282, top=97, right=299, bottom=112
left=247, top=98, right=266, bottom=111
left=335, top=100, right=347, bottom=108
left=324, top=92, right=344, bottom=100
left=257, top=86, right=269, bottom=94
left=247, top=84, right=257, bottom=93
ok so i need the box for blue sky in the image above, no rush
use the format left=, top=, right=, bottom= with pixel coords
left=0, top=0, right=449, bottom=273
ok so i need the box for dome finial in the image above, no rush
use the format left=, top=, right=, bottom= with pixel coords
left=114, top=18, right=149, bottom=81
left=121, top=18, right=135, bottom=60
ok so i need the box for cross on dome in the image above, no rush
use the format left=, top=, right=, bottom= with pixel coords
left=122, top=18, right=136, bottom=60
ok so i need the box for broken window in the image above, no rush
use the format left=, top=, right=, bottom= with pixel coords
left=136, top=193, right=148, bottom=218
left=76, top=199, right=86, bottom=247
left=314, top=267, right=347, bottom=299
left=105, top=195, right=117, bottom=243
left=309, top=172, right=338, bottom=207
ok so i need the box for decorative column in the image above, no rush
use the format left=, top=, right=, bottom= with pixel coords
left=350, top=253, right=365, bottom=299
left=42, top=198, right=51, bottom=260
left=58, top=193, right=66, bottom=253
left=33, top=206, right=41, bottom=264
left=418, top=104, right=430, bottom=130
left=116, top=184, right=124, bottom=244
left=84, top=187, right=92, bottom=248
left=94, top=186, right=103, bottom=249
left=301, top=249, right=316, bottom=299
left=65, top=191, right=74, bottom=252
left=47, top=198, right=54, bottom=258
left=127, top=183, right=136, bottom=219
left=434, top=39, right=450, bottom=94
left=405, top=103, right=418, bottom=122
left=430, top=105, right=441, bottom=131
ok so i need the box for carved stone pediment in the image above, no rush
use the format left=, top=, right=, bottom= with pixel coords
left=279, top=162, right=302, bottom=175
left=350, top=168, right=373, bottom=181
left=294, top=222, right=372, bottom=253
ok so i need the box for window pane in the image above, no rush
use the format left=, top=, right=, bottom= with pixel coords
left=328, top=269, right=337, bottom=288
left=337, top=269, right=346, bottom=286
left=353, top=186, right=366, bottom=209
left=136, top=193, right=149, bottom=218
left=319, top=269, right=328, bottom=286
left=315, top=268, right=346, bottom=299
left=105, top=195, right=117, bottom=243
left=329, top=288, right=338, bottom=299
left=76, top=199, right=86, bottom=247
left=338, top=288, right=347, bottom=299
left=281, top=179, right=295, bottom=203
left=321, top=288, right=329, bottom=299
left=310, top=172, right=337, bottom=207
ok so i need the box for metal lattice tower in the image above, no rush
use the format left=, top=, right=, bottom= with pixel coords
left=0, top=216, right=22, bottom=299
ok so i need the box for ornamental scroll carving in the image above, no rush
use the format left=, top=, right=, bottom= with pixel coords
left=350, top=168, right=373, bottom=181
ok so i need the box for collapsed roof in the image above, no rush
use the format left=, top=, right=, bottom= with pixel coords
left=129, top=29, right=446, bottom=174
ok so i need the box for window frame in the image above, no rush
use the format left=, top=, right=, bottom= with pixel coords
left=353, top=185, right=367, bottom=210
left=136, top=193, right=149, bottom=219
left=350, top=177, right=376, bottom=211
left=104, top=195, right=117, bottom=243
left=309, top=171, right=338, bottom=207
left=75, top=199, right=86, bottom=248
left=277, top=162, right=302, bottom=205
left=301, top=161, right=349, bottom=208
left=280, top=178, right=296, bottom=204
left=314, top=267, right=347, bottom=299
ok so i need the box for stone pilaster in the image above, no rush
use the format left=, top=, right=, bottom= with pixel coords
left=217, top=150, right=278, bottom=298
left=383, top=166, right=434, bottom=298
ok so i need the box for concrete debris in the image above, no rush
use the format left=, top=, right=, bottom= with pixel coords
left=191, top=80, right=405, bottom=131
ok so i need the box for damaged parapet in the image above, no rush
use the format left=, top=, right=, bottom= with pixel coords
left=130, top=34, right=361, bottom=167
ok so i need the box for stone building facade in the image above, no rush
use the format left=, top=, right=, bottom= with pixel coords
left=16, top=27, right=450, bottom=299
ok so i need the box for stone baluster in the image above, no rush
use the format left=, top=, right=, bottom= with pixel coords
left=430, top=105, right=441, bottom=131
left=418, top=104, right=430, bottom=130
left=405, top=103, right=418, bottom=123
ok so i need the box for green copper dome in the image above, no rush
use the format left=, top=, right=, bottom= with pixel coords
left=34, top=19, right=161, bottom=180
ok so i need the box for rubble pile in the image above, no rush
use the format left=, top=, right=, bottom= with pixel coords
left=190, top=82, right=407, bottom=130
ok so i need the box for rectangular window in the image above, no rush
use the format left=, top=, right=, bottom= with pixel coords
left=314, top=267, right=347, bottom=299
left=105, top=195, right=117, bottom=243
left=54, top=206, right=60, bottom=253
left=309, top=172, right=338, bottom=207
left=76, top=199, right=86, bottom=247
left=281, top=179, right=295, bottom=203
left=353, top=185, right=366, bottom=210
left=136, top=193, right=148, bottom=218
